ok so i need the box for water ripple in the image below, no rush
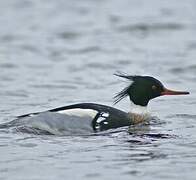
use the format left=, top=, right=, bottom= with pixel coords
left=117, top=22, right=184, bottom=33
left=57, top=31, right=82, bottom=40
left=167, top=114, right=196, bottom=119
left=169, top=65, right=196, bottom=74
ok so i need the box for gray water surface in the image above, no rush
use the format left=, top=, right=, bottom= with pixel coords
left=0, top=0, right=196, bottom=179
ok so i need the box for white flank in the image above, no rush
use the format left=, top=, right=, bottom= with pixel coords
left=57, top=108, right=98, bottom=119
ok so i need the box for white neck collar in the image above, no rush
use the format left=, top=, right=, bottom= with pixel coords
left=129, top=102, right=148, bottom=115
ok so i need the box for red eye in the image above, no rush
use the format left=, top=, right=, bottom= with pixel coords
left=152, top=85, right=157, bottom=90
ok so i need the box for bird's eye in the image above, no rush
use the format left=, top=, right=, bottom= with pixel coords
left=152, top=85, right=157, bottom=90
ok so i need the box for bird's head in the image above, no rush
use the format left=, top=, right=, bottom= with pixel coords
left=114, top=73, right=189, bottom=106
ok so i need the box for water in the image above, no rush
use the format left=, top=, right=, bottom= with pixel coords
left=0, top=0, right=196, bottom=179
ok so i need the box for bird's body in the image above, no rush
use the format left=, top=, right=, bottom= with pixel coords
left=2, top=74, right=189, bottom=135
left=14, top=103, right=145, bottom=134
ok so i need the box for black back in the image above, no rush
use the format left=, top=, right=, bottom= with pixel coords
left=50, top=103, right=131, bottom=131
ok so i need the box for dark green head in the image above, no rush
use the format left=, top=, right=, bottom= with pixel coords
left=114, top=73, right=189, bottom=106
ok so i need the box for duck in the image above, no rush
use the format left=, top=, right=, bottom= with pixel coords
left=11, top=73, right=189, bottom=134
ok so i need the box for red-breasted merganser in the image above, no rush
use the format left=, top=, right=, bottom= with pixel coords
left=6, top=74, right=189, bottom=134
